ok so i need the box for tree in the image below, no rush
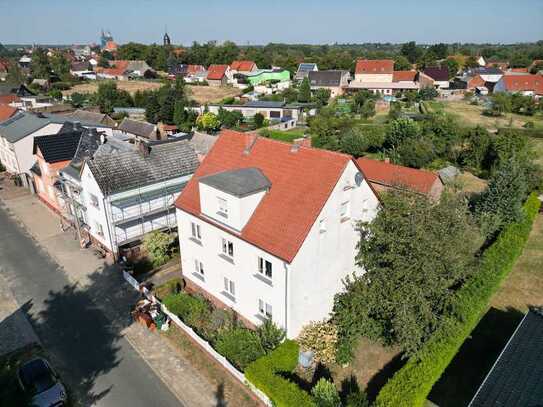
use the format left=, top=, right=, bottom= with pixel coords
left=313, top=88, right=331, bottom=107
left=50, top=54, right=71, bottom=81
left=400, top=41, right=422, bottom=63
left=312, top=378, right=341, bottom=407
left=298, top=77, right=311, bottom=103
left=393, top=55, right=412, bottom=71
left=418, top=86, right=439, bottom=101
left=460, top=126, right=493, bottom=174
left=95, top=82, right=121, bottom=114
left=256, top=319, right=285, bottom=353
left=485, top=93, right=512, bottom=116
left=464, top=56, right=480, bottom=68
left=69, top=92, right=87, bottom=108
left=157, top=87, right=176, bottom=124
left=396, top=137, right=435, bottom=168
left=143, top=230, right=173, bottom=267
left=446, top=58, right=460, bottom=79
left=333, top=190, right=480, bottom=357
left=359, top=100, right=375, bottom=119
left=173, top=100, right=187, bottom=128
left=196, top=112, right=221, bottom=133
left=217, top=108, right=243, bottom=129
left=30, top=48, right=51, bottom=79
left=253, top=112, right=265, bottom=128
left=428, top=43, right=449, bottom=59
left=384, top=117, right=420, bottom=150
left=145, top=93, right=160, bottom=123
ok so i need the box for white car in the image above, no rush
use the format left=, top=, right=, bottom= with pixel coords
left=17, top=357, right=67, bottom=407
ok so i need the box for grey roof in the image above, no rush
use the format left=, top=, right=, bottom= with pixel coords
left=308, top=70, right=349, bottom=87
left=438, top=165, right=460, bottom=183
left=295, top=63, right=318, bottom=80
left=87, top=140, right=199, bottom=195
left=189, top=131, right=218, bottom=155
left=466, top=67, right=503, bottom=76
left=65, top=110, right=109, bottom=124
left=200, top=167, right=271, bottom=198
left=118, top=118, right=156, bottom=138
left=245, top=101, right=286, bottom=109
left=469, top=308, right=543, bottom=407
left=0, top=112, right=51, bottom=143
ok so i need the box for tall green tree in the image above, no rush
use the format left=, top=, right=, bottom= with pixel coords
left=30, top=48, right=51, bottom=79
left=145, top=93, right=160, bottom=123
left=298, top=77, right=311, bottom=103
left=400, top=41, right=422, bottom=63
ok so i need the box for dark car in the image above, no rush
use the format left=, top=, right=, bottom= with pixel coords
left=17, top=357, right=67, bottom=407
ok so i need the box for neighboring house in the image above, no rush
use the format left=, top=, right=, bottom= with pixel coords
left=63, top=109, right=116, bottom=127
left=463, top=67, right=503, bottom=83
left=308, top=70, right=350, bottom=97
left=31, top=129, right=84, bottom=213
left=113, top=107, right=146, bottom=120
left=230, top=60, right=258, bottom=74
left=0, top=111, right=113, bottom=179
left=356, top=157, right=444, bottom=201
left=354, top=59, right=394, bottom=83
left=81, top=140, right=199, bottom=255
left=476, top=55, right=486, bottom=67
left=70, top=61, right=95, bottom=80
left=507, top=67, right=529, bottom=74
left=469, top=308, right=543, bottom=407
left=295, top=63, right=318, bottom=81
left=235, top=68, right=290, bottom=88
left=116, top=118, right=159, bottom=141
left=188, top=131, right=218, bottom=161
left=486, top=61, right=509, bottom=71
left=493, top=74, right=543, bottom=98
left=97, top=60, right=154, bottom=80
left=19, top=55, right=31, bottom=69
left=169, top=64, right=206, bottom=79
left=207, top=65, right=231, bottom=86
left=206, top=100, right=303, bottom=122
left=420, top=67, right=450, bottom=89
left=175, top=130, right=380, bottom=337
left=452, top=74, right=486, bottom=91
left=0, top=105, right=18, bottom=123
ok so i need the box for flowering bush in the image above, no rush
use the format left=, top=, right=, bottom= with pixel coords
left=298, top=321, right=338, bottom=365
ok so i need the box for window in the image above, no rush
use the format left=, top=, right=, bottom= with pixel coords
left=258, top=299, right=273, bottom=318
left=221, top=238, right=234, bottom=258
left=319, top=218, right=327, bottom=233
left=95, top=222, right=104, bottom=236
left=217, top=197, right=228, bottom=217
left=194, top=259, right=204, bottom=275
left=89, top=193, right=99, bottom=208
left=191, top=222, right=201, bottom=240
left=223, top=277, right=235, bottom=297
left=258, top=257, right=272, bottom=279
left=340, top=201, right=350, bottom=220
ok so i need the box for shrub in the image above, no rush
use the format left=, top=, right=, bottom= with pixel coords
left=376, top=194, right=540, bottom=407
left=214, top=328, right=265, bottom=370
left=346, top=391, right=371, bottom=407
left=298, top=321, right=338, bottom=365
left=163, top=292, right=211, bottom=329
left=153, top=277, right=183, bottom=300
left=245, top=340, right=315, bottom=407
left=312, top=378, right=341, bottom=407
left=143, top=230, right=173, bottom=267
left=256, top=319, right=285, bottom=353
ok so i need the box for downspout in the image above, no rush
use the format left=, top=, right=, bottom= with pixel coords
left=283, top=262, right=289, bottom=338
left=102, top=195, right=117, bottom=261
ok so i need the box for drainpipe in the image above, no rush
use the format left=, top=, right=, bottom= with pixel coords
left=102, top=195, right=117, bottom=262
left=283, top=262, right=289, bottom=338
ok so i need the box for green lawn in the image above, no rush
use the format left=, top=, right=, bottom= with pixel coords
left=259, top=128, right=307, bottom=143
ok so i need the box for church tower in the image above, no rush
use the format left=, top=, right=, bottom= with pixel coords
left=163, top=29, right=171, bottom=47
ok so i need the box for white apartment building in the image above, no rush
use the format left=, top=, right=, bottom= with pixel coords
left=175, top=130, right=380, bottom=338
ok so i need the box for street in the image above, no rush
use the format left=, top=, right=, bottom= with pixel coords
left=0, top=205, right=182, bottom=407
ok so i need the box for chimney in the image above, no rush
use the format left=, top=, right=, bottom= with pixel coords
left=293, top=137, right=311, bottom=148
left=138, top=142, right=151, bottom=157
left=290, top=143, right=301, bottom=153
left=242, top=133, right=258, bottom=155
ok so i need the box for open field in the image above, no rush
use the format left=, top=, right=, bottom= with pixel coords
left=429, top=213, right=543, bottom=406
left=428, top=100, right=543, bottom=130
left=63, top=80, right=241, bottom=104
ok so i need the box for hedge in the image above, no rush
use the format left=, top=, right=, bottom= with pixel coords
left=376, top=193, right=541, bottom=407
left=496, top=127, right=543, bottom=139
left=245, top=340, right=315, bottom=407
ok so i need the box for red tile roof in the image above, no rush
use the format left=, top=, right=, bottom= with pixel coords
left=356, top=157, right=441, bottom=195
left=0, top=105, right=17, bottom=122
left=509, top=67, right=529, bottom=73
left=187, top=65, right=205, bottom=75
left=207, top=64, right=229, bottom=80
left=96, top=60, right=129, bottom=76
left=230, top=60, right=256, bottom=72
left=104, top=41, right=118, bottom=52
left=501, top=74, right=543, bottom=95
left=393, top=70, right=417, bottom=82
left=175, top=130, right=355, bottom=263
left=0, top=95, right=20, bottom=105
left=355, top=59, right=394, bottom=75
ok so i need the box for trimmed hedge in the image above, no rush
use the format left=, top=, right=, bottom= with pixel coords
left=245, top=340, right=315, bottom=407
left=376, top=193, right=541, bottom=407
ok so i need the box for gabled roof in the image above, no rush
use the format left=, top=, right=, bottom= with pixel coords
left=175, top=130, right=358, bottom=263
left=295, top=63, right=318, bottom=80
left=500, top=74, right=543, bottom=95
left=189, top=132, right=218, bottom=156
left=0, top=95, right=20, bottom=105
left=118, top=118, right=156, bottom=138
left=230, top=60, right=256, bottom=72
left=355, top=59, right=394, bottom=75
left=393, top=70, right=417, bottom=82
left=87, top=140, right=199, bottom=195
left=70, top=61, right=90, bottom=71
left=469, top=308, right=543, bottom=407
left=33, top=131, right=82, bottom=163
left=97, top=60, right=129, bottom=76
left=0, top=105, right=18, bottom=123
left=356, top=157, right=441, bottom=195
left=308, top=70, right=349, bottom=87
left=0, top=111, right=51, bottom=143
left=207, top=65, right=229, bottom=80
left=65, top=110, right=109, bottom=124
left=423, top=67, right=449, bottom=82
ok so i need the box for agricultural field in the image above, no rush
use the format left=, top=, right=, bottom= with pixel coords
left=62, top=80, right=162, bottom=96
left=185, top=85, right=241, bottom=104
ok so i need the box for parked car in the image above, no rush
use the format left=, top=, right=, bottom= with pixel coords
left=17, top=357, right=67, bottom=407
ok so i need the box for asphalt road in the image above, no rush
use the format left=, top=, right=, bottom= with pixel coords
left=0, top=205, right=182, bottom=407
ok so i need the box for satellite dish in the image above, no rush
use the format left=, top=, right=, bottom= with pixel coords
left=355, top=172, right=363, bottom=186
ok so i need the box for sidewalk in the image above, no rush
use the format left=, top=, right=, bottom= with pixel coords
left=0, top=177, right=226, bottom=407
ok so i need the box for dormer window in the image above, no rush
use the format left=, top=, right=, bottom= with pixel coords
left=217, top=197, right=228, bottom=218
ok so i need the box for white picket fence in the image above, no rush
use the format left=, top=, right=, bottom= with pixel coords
left=122, top=271, right=272, bottom=406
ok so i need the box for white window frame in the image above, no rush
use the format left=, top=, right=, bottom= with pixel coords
left=319, top=218, right=327, bottom=233
left=89, top=193, right=99, bottom=208
left=95, top=222, right=104, bottom=236
left=194, top=259, right=204, bottom=275
left=191, top=222, right=201, bottom=240
left=221, top=238, right=234, bottom=258
left=217, top=197, right=228, bottom=217
left=258, top=299, right=273, bottom=318
left=340, top=200, right=350, bottom=220
left=258, top=257, right=273, bottom=279
left=223, top=277, right=235, bottom=297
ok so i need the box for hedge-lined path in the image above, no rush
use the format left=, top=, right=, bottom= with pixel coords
left=428, top=213, right=543, bottom=406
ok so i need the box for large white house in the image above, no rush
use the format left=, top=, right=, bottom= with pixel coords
left=80, top=140, right=199, bottom=256
left=175, top=130, right=380, bottom=338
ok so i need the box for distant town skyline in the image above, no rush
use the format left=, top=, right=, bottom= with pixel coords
left=0, top=0, right=542, bottom=45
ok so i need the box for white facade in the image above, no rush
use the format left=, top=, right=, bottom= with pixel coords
left=354, top=72, right=393, bottom=83
left=177, top=160, right=379, bottom=338
left=81, top=164, right=192, bottom=253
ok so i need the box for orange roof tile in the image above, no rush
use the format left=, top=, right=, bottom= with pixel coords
left=175, top=130, right=355, bottom=263
left=393, top=70, right=417, bottom=82
left=0, top=95, right=20, bottom=105
left=187, top=64, right=205, bottom=75
left=355, top=59, right=394, bottom=75
left=230, top=60, right=256, bottom=72
left=501, top=74, right=543, bottom=95
left=509, top=67, right=529, bottom=73
left=356, top=157, right=440, bottom=195
left=207, top=64, right=229, bottom=80
left=0, top=105, right=17, bottom=122
left=96, top=60, right=129, bottom=76
left=104, top=40, right=118, bottom=51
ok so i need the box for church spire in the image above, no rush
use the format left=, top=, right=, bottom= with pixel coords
left=163, top=26, right=171, bottom=46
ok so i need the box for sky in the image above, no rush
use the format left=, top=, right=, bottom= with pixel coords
left=0, top=0, right=542, bottom=45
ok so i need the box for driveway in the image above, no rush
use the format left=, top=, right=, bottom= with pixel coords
left=0, top=204, right=183, bottom=407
